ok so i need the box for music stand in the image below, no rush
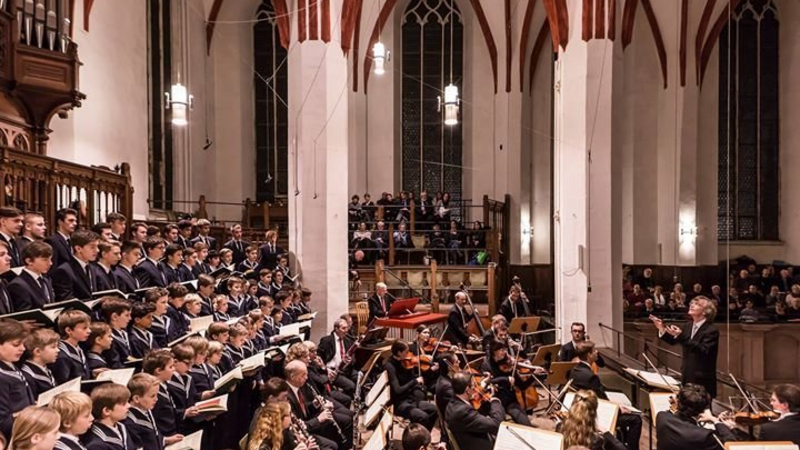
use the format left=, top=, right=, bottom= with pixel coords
left=546, top=361, right=577, bottom=387
left=386, top=298, right=420, bottom=317
left=359, top=349, right=391, bottom=389
left=509, top=317, right=541, bottom=352
left=531, top=343, right=561, bottom=366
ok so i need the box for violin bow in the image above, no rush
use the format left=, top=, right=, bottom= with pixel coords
left=431, top=324, right=449, bottom=358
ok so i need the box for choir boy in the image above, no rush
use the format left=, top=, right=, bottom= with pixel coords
left=53, top=310, right=92, bottom=383
left=189, top=219, right=216, bottom=250
left=195, top=274, right=216, bottom=317
left=160, top=245, right=183, bottom=285
left=113, top=241, right=141, bottom=294
left=51, top=391, right=94, bottom=450
left=178, top=248, right=198, bottom=282
left=166, top=284, right=190, bottom=341
left=106, top=212, right=127, bottom=242
left=84, top=383, right=135, bottom=450
left=168, top=345, right=200, bottom=433
left=134, top=238, right=168, bottom=288
left=129, top=302, right=159, bottom=359
left=144, top=288, right=171, bottom=348
left=237, top=246, right=259, bottom=275
left=51, top=230, right=100, bottom=301
left=8, top=241, right=55, bottom=312
left=21, top=328, right=60, bottom=397
left=16, top=212, right=46, bottom=255
left=143, top=350, right=198, bottom=439
left=185, top=336, right=216, bottom=401
left=99, top=299, right=133, bottom=367
left=125, top=373, right=182, bottom=450
left=0, top=318, right=34, bottom=437
left=91, top=241, right=120, bottom=292
left=182, top=294, right=202, bottom=320
left=0, top=207, right=24, bottom=268
left=87, top=321, right=115, bottom=377
left=256, top=269, right=275, bottom=298
left=212, top=295, right=230, bottom=322
left=45, top=208, right=77, bottom=270
left=176, top=221, right=193, bottom=249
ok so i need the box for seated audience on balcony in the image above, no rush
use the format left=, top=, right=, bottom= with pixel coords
left=686, top=283, right=704, bottom=302
left=351, top=222, right=372, bottom=249
left=738, top=300, right=760, bottom=322
left=394, top=222, right=414, bottom=249
left=670, top=283, right=686, bottom=307
left=371, top=221, right=388, bottom=259
left=436, top=192, right=452, bottom=224
left=361, top=193, right=375, bottom=222
left=652, top=285, right=667, bottom=308
left=765, top=285, right=782, bottom=307
left=348, top=195, right=364, bottom=230
left=634, top=267, right=655, bottom=293
left=426, top=223, right=447, bottom=263
left=777, top=269, right=794, bottom=293
left=709, top=285, right=725, bottom=308
left=759, top=267, right=776, bottom=294
left=416, top=190, right=433, bottom=229
left=743, top=284, right=766, bottom=308
left=786, top=285, right=800, bottom=309
left=625, top=285, right=648, bottom=309
left=775, top=301, right=789, bottom=322
left=734, top=269, right=753, bottom=293
left=786, top=297, right=800, bottom=322
left=45, top=207, right=77, bottom=270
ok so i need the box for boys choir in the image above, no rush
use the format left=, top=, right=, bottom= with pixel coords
left=0, top=205, right=798, bottom=450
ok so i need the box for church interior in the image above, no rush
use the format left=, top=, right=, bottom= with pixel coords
left=0, top=0, right=798, bottom=449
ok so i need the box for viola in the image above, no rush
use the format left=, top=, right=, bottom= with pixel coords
left=421, top=337, right=453, bottom=353
left=400, top=355, right=419, bottom=370
left=470, top=377, right=492, bottom=409
left=732, top=410, right=779, bottom=426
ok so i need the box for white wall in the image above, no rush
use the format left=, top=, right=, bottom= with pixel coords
left=48, top=0, right=149, bottom=219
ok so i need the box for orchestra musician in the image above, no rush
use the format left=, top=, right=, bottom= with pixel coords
left=444, top=292, right=479, bottom=347
left=481, top=315, right=507, bottom=351
left=444, top=371, right=505, bottom=450
left=569, top=341, right=642, bottom=450
left=283, top=360, right=345, bottom=450
left=367, top=282, right=393, bottom=323
left=408, top=326, right=440, bottom=391
left=655, top=384, right=736, bottom=450
left=650, top=297, right=720, bottom=398
left=559, top=390, right=627, bottom=450
left=317, top=319, right=357, bottom=397
left=558, top=322, right=604, bottom=368
left=480, top=340, right=535, bottom=426
left=498, top=285, right=531, bottom=323
left=384, top=341, right=438, bottom=430
left=401, top=423, right=446, bottom=450
left=758, top=384, right=800, bottom=445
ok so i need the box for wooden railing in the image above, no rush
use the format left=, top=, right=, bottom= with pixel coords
left=0, top=147, right=133, bottom=228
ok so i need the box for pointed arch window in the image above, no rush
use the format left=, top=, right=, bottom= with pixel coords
left=718, top=0, right=779, bottom=241
left=401, top=0, right=463, bottom=201
left=254, top=1, right=289, bottom=202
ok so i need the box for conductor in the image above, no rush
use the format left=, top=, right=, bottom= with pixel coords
left=649, top=296, right=720, bottom=398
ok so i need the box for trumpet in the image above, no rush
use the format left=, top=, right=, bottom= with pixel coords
left=308, top=383, right=346, bottom=442
left=290, top=413, right=320, bottom=450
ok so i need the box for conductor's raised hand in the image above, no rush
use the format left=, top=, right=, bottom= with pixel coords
left=648, top=314, right=665, bottom=332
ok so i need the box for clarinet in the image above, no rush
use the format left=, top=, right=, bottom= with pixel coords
left=308, top=383, right=346, bottom=442
left=352, top=371, right=364, bottom=449
left=290, top=413, right=320, bottom=450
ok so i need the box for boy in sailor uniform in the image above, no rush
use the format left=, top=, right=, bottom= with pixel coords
left=143, top=349, right=195, bottom=440
left=165, top=285, right=190, bottom=342
left=143, top=289, right=171, bottom=348
left=129, top=302, right=159, bottom=360
left=0, top=318, right=35, bottom=437
left=99, top=299, right=132, bottom=368
left=83, top=383, right=135, bottom=450
left=167, top=345, right=200, bottom=434
left=124, top=373, right=183, bottom=450
left=87, top=322, right=116, bottom=378
left=21, top=328, right=60, bottom=397
left=50, top=391, right=94, bottom=450
left=53, top=310, right=92, bottom=384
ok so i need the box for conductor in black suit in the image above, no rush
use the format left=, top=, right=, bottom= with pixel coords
left=759, top=384, right=800, bottom=445
left=51, top=230, right=100, bottom=301
left=44, top=207, right=78, bottom=271
left=569, top=341, right=642, bottom=450
left=367, top=282, right=393, bottom=323
left=444, top=372, right=505, bottom=450
left=650, top=296, right=720, bottom=398
left=655, top=384, right=736, bottom=450
left=8, top=241, right=55, bottom=311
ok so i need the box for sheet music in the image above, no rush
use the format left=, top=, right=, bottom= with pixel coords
left=606, top=392, right=641, bottom=413
left=297, top=311, right=318, bottom=321
left=362, top=387, right=390, bottom=428
left=38, top=377, right=81, bottom=406
left=628, top=369, right=680, bottom=390
left=279, top=323, right=301, bottom=337
left=648, top=392, right=674, bottom=426
left=724, top=443, right=799, bottom=450
left=189, top=315, right=214, bottom=333
left=494, top=421, right=564, bottom=450
left=96, top=368, right=135, bottom=386
left=563, top=393, right=619, bottom=433
left=214, top=367, right=243, bottom=391
left=378, top=407, right=394, bottom=437
left=365, top=371, right=388, bottom=407
left=165, top=430, right=204, bottom=450
left=296, top=320, right=312, bottom=330
left=362, top=422, right=386, bottom=450
left=238, top=351, right=265, bottom=371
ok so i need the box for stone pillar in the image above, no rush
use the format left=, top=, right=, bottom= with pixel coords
left=553, top=2, right=622, bottom=345
left=287, top=0, right=350, bottom=340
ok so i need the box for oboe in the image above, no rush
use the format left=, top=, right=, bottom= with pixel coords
left=308, top=383, right=346, bottom=442
left=290, top=413, right=320, bottom=450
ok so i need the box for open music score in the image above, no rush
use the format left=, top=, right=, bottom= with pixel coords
left=724, top=443, right=799, bottom=450
left=648, top=392, right=674, bottom=425
left=494, top=421, right=564, bottom=450
left=562, top=392, right=619, bottom=433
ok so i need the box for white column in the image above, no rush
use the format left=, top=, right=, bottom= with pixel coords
left=287, top=2, right=350, bottom=340
left=553, top=5, right=622, bottom=344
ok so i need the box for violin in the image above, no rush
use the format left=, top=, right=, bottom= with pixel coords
left=421, top=337, right=453, bottom=353
left=730, top=410, right=779, bottom=426
left=470, top=375, right=492, bottom=410
left=400, top=355, right=419, bottom=370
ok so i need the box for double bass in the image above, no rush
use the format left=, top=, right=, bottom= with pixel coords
left=460, top=285, right=488, bottom=346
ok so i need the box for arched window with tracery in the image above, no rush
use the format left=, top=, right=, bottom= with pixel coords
left=401, top=0, right=463, bottom=201
left=718, top=0, right=778, bottom=241
left=254, top=1, right=288, bottom=202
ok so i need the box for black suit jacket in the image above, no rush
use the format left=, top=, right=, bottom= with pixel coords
left=287, top=384, right=325, bottom=433
left=659, top=321, right=719, bottom=397
left=0, top=281, right=12, bottom=315
left=91, top=264, right=117, bottom=292
left=8, top=270, right=54, bottom=311
left=445, top=398, right=504, bottom=450
left=52, top=258, right=95, bottom=301
left=113, top=266, right=140, bottom=294
left=159, top=262, right=182, bottom=284
left=134, top=259, right=167, bottom=288
left=0, top=234, right=21, bottom=267
left=445, top=306, right=471, bottom=346
left=759, top=414, right=800, bottom=445
left=318, top=333, right=355, bottom=365
left=655, top=411, right=736, bottom=450
left=14, top=236, right=34, bottom=256
left=45, top=233, right=72, bottom=271
left=258, top=243, right=284, bottom=272
left=570, top=362, right=607, bottom=399
left=559, top=341, right=605, bottom=366
left=223, top=239, right=251, bottom=265
left=367, top=293, right=393, bottom=323
left=190, top=235, right=216, bottom=250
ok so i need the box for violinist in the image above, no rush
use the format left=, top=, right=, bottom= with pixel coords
left=408, top=326, right=440, bottom=391
left=317, top=319, right=357, bottom=397
left=492, top=324, right=526, bottom=359
left=402, top=423, right=446, bottom=450
left=480, top=340, right=534, bottom=426
left=481, top=315, right=508, bottom=351
left=384, top=341, right=438, bottom=430
left=758, top=384, right=800, bottom=445
left=655, top=384, right=736, bottom=450
left=498, top=285, right=531, bottom=323
left=444, top=372, right=506, bottom=450
left=445, top=292, right=478, bottom=347
left=559, top=322, right=604, bottom=368
left=570, top=341, right=642, bottom=450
